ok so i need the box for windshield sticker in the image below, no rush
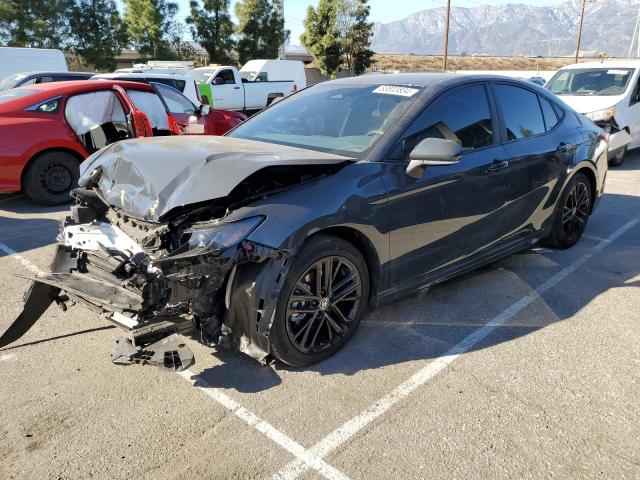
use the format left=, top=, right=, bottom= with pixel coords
left=607, top=69, right=629, bottom=75
left=373, top=85, right=420, bottom=97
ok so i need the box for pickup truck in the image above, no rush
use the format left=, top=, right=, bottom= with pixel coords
left=187, top=65, right=297, bottom=112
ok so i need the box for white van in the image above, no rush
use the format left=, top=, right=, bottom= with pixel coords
left=546, top=60, right=640, bottom=166
left=0, top=47, right=67, bottom=80
left=240, top=60, right=307, bottom=90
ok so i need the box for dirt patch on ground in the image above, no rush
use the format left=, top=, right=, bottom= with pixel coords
left=371, top=54, right=577, bottom=72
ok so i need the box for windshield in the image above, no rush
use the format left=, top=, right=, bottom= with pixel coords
left=187, top=68, right=215, bottom=83
left=228, top=83, right=421, bottom=157
left=547, top=68, right=634, bottom=96
left=0, top=73, right=26, bottom=92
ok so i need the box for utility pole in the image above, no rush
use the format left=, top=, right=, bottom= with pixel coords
left=574, top=0, right=586, bottom=64
left=443, top=0, right=451, bottom=70
left=631, top=6, right=640, bottom=58
left=277, top=0, right=285, bottom=60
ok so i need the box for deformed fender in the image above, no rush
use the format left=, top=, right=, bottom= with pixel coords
left=0, top=245, right=74, bottom=349
left=0, top=281, right=60, bottom=348
left=225, top=251, right=292, bottom=361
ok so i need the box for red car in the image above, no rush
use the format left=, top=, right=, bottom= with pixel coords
left=0, top=80, right=246, bottom=204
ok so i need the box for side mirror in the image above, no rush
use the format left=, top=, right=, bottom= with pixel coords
left=199, top=103, right=210, bottom=116
left=213, top=77, right=225, bottom=85
left=406, top=137, right=462, bottom=179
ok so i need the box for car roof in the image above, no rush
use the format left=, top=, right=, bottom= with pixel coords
left=0, top=80, right=155, bottom=111
left=93, top=72, right=191, bottom=80
left=558, top=60, right=640, bottom=70
left=329, top=72, right=542, bottom=90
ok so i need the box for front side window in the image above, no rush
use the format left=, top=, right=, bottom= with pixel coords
left=547, top=68, right=633, bottom=96
left=153, top=83, right=196, bottom=114
left=34, top=76, right=55, bottom=84
left=495, top=84, right=545, bottom=140
left=215, top=69, right=235, bottom=84
left=125, top=89, right=170, bottom=134
left=65, top=90, right=129, bottom=153
left=229, top=83, right=421, bottom=157
left=401, top=84, right=494, bottom=158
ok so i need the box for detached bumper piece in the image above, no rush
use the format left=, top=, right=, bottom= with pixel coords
left=111, top=334, right=194, bottom=372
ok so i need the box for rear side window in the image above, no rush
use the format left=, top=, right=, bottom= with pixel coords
left=153, top=83, right=195, bottom=114
left=402, top=84, right=494, bottom=156
left=539, top=96, right=559, bottom=131
left=65, top=90, right=130, bottom=153
left=495, top=84, right=545, bottom=140
left=125, top=89, right=170, bottom=133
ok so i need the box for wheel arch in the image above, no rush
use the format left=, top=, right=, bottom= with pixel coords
left=20, top=147, right=85, bottom=189
left=571, top=165, right=598, bottom=213
left=305, top=226, right=380, bottom=306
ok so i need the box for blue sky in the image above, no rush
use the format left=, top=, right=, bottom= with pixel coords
left=171, top=0, right=568, bottom=45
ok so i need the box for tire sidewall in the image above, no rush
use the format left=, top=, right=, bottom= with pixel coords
left=270, top=235, right=370, bottom=367
left=24, top=152, right=79, bottom=205
left=550, top=173, right=592, bottom=249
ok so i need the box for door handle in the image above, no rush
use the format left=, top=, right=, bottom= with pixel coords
left=233, top=86, right=241, bottom=90
left=486, top=159, right=510, bottom=173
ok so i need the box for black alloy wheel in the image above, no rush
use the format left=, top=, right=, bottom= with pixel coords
left=270, top=235, right=370, bottom=367
left=561, top=181, right=590, bottom=242
left=285, top=256, right=362, bottom=354
left=542, top=173, right=592, bottom=249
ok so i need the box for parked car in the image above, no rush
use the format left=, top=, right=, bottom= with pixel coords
left=0, top=47, right=67, bottom=80
left=91, top=72, right=202, bottom=105
left=0, top=71, right=95, bottom=91
left=0, top=80, right=243, bottom=204
left=546, top=60, right=640, bottom=166
left=240, top=59, right=307, bottom=89
left=0, top=74, right=608, bottom=372
left=187, top=64, right=298, bottom=111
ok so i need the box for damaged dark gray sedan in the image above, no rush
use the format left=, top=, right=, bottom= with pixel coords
left=1, top=74, right=608, bottom=370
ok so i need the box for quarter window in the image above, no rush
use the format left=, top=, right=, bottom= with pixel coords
left=495, top=84, right=545, bottom=140
left=402, top=84, right=494, bottom=157
left=539, top=96, right=559, bottom=131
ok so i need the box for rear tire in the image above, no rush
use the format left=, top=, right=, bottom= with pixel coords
left=542, top=173, right=592, bottom=249
left=608, top=145, right=627, bottom=167
left=270, top=235, right=370, bottom=367
left=23, top=152, right=79, bottom=205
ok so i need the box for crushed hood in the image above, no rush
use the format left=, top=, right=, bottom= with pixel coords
left=79, top=136, right=353, bottom=222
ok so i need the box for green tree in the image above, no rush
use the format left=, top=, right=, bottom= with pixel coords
left=0, top=0, right=73, bottom=48
left=124, top=0, right=178, bottom=58
left=186, top=0, right=235, bottom=64
left=342, top=0, right=373, bottom=75
left=235, top=0, right=288, bottom=65
left=69, top=0, right=128, bottom=71
left=301, top=0, right=342, bottom=77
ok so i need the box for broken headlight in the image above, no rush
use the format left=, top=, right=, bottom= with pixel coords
left=585, top=106, right=615, bottom=123
left=186, top=216, right=264, bottom=251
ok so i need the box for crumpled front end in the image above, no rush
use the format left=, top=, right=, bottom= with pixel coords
left=1, top=187, right=289, bottom=370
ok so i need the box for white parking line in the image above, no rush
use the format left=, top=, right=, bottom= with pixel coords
left=273, top=217, right=640, bottom=480
left=0, top=239, right=349, bottom=480
left=0, top=242, right=46, bottom=276
left=178, top=370, right=350, bottom=480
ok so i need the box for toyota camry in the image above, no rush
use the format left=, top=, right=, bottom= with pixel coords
left=0, top=74, right=608, bottom=371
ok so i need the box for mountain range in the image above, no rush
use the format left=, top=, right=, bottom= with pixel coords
left=370, top=0, right=639, bottom=57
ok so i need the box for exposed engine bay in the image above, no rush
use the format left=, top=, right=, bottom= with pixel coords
left=0, top=135, right=353, bottom=370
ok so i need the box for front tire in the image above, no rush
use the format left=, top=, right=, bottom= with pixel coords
left=542, top=173, right=592, bottom=249
left=23, top=152, right=79, bottom=205
left=270, top=235, right=370, bottom=367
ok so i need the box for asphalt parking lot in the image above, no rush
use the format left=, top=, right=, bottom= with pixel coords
left=1, top=153, right=640, bottom=480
